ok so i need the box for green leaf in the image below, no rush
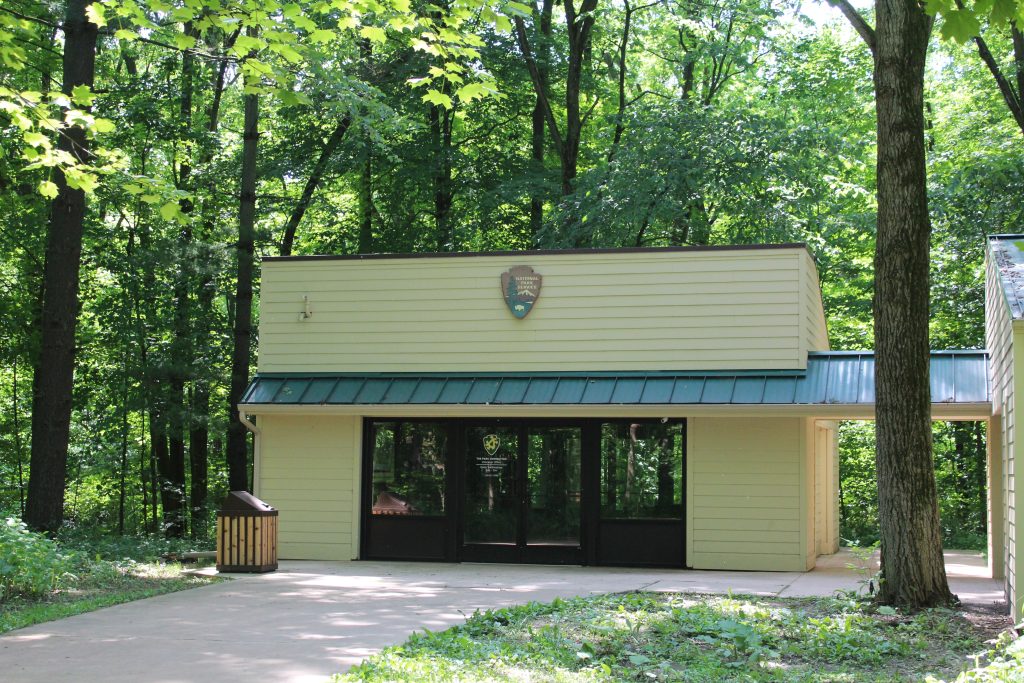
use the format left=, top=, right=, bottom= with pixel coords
left=64, top=169, right=97, bottom=193
left=455, top=82, right=488, bottom=102
left=269, top=42, right=303, bottom=63
left=23, top=131, right=48, bottom=147
left=991, top=0, right=1016, bottom=23
left=309, top=29, right=336, bottom=44
left=505, top=1, right=533, bottom=18
left=422, top=89, right=453, bottom=109
left=359, top=25, right=387, bottom=43
left=91, top=118, right=116, bottom=134
left=234, top=34, right=267, bottom=53
left=160, top=201, right=183, bottom=222
left=114, top=29, right=137, bottom=41
left=38, top=180, right=58, bottom=199
left=174, top=33, right=197, bottom=50
left=71, top=85, right=95, bottom=107
left=85, top=4, right=107, bottom=27
left=939, top=10, right=981, bottom=42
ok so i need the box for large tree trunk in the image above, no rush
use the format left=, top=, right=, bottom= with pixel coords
left=225, top=47, right=260, bottom=493
left=872, top=0, right=953, bottom=608
left=163, top=29, right=198, bottom=538
left=25, top=0, right=98, bottom=532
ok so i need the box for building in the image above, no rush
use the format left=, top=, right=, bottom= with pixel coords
left=238, top=244, right=1001, bottom=607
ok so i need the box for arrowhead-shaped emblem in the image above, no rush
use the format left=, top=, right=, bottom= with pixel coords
left=501, top=266, right=542, bottom=319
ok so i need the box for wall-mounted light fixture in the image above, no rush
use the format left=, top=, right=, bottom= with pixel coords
left=299, top=295, right=312, bottom=321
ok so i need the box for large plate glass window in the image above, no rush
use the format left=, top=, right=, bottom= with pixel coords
left=369, top=421, right=447, bottom=516
left=596, top=420, right=685, bottom=567
left=364, top=421, right=450, bottom=560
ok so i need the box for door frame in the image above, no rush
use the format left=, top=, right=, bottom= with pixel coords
left=457, top=419, right=587, bottom=565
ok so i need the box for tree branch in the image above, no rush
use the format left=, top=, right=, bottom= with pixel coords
left=971, top=32, right=1024, bottom=135
left=513, top=15, right=566, bottom=158
left=826, top=0, right=876, bottom=54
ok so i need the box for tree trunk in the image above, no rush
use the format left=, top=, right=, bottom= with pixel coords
left=430, top=100, right=454, bottom=251
left=225, top=41, right=260, bottom=493
left=280, top=116, right=351, bottom=256
left=13, top=358, right=25, bottom=516
left=163, top=30, right=197, bottom=538
left=529, top=0, right=553, bottom=239
left=25, top=0, right=98, bottom=533
left=358, top=153, right=373, bottom=253
left=561, top=0, right=597, bottom=197
left=514, top=0, right=596, bottom=200
left=872, top=0, right=952, bottom=608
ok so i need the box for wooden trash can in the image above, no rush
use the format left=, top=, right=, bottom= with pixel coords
left=216, top=491, right=278, bottom=573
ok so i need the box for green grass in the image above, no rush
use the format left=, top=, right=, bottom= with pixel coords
left=334, top=592, right=1015, bottom=683
left=0, top=559, right=219, bottom=634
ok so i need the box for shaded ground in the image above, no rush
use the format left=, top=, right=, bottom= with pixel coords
left=0, top=550, right=1007, bottom=683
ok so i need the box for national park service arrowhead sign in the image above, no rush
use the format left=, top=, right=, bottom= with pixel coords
left=501, top=266, right=542, bottom=319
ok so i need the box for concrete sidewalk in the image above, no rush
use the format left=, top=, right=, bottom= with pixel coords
left=0, top=550, right=1003, bottom=683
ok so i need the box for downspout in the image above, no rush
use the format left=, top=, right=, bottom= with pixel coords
left=238, top=408, right=261, bottom=496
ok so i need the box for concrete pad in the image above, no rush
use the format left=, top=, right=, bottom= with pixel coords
left=0, top=550, right=1004, bottom=683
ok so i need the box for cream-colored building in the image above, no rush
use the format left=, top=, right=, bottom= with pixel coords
left=239, top=244, right=995, bottom=599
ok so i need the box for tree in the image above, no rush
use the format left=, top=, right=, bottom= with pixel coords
left=514, top=0, right=599, bottom=200
left=830, top=0, right=954, bottom=607
left=24, top=0, right=99, bottom=533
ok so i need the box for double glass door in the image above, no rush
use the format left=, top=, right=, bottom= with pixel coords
left=461, top=423, right=583, bottom=563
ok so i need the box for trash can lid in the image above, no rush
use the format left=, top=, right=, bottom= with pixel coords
left=221, top=491, right=276, bottom=512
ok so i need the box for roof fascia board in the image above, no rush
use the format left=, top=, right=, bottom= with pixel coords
left=238, top=401, right=991, bottom=420
left=262, top=243, right=811, bottom=263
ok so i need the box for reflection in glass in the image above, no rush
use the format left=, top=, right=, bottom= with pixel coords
left=601, top=422, right=684, bottom=519
left=463, top=426, right=519, bottom=544
left=527, top=427, right=581, bottom=546
left=369, top=422, right=447, bottom=516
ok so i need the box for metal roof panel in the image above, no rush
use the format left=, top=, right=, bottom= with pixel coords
left=240, top=351, right=990, bottom=409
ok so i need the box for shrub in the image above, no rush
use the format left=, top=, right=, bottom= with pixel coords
left=0, top=517, right=71, bottom=601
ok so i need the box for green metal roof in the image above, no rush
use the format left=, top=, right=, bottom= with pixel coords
left=240, top=351, right=989, bottom=407
left=989, top=235, right=1024, bottom=319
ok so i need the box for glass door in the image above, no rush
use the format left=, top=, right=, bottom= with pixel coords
left=462, top=425, right=520, bottom=559
left=460, top=422, right=583, bottom=564
left=525, top=426, right=582, bottom=550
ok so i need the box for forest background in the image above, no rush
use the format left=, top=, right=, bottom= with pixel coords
left=0, top=0, right=1013, bottom=549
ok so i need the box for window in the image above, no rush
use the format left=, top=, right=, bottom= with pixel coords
left=600, top=421, right=684, bottom=519
left=369, top=421, right=447, bottom=516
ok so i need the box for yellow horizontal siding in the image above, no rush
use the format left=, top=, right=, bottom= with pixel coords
left=986, top=249, right=1018, bottom=618
left=255, top=414, right=360, bottom=561
left=688, top=417, right=806, bottom=571
left=258, top=249, right=812, bottom=373
left=691, top=518, right=800, bottom=532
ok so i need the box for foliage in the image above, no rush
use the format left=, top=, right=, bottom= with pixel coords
left=335, top=592, right=991, bottom=682
left=0, top=523, right=217, bottom=633
left=0, top=555, right=216, bottom=634
left=928, top=629, right=1024, bottom=683
left=839, top=421, right=988, bottom=550
left=0, top=516, right=71, bottom=601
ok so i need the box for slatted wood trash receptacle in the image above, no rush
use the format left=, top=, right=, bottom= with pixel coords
left=216, top=491, right=278, bottom=572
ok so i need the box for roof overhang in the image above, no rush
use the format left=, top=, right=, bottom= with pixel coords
left=237, top=402, right=992, bottom=420
left=238, top=351, right=992, bottom=421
